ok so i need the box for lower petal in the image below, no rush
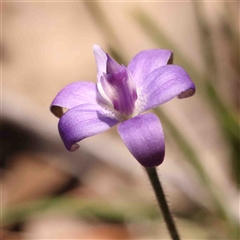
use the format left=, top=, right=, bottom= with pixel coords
left=118, top=113, right=165, bottom=167
left=59, top=104, right=119, bottom=151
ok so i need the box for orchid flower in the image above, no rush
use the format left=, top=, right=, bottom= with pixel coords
left=50, top=45, right=195, bottom=168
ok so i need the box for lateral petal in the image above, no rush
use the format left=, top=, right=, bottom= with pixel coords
left=118, top=113, right=165, bottom=167
left=127, top=49, right=173, bottom=87
left=59, top=104, right=119, bottom=151
left=50, top=82, right=98, bottom=118
left=137, top=65, right=195, bottom=113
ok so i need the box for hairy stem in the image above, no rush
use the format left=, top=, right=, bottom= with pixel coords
left=145, top=167, right=180, bottom=240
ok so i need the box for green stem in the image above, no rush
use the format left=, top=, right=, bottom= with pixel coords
left=145, top=167, right=180, bottom=240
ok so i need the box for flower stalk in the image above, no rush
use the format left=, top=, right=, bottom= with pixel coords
left=145, top=167, right=180, bottom=240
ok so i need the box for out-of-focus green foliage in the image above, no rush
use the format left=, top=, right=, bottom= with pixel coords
left=193, top=2, right=239, bottom=186
left=2, top=197, right=160, bottom=226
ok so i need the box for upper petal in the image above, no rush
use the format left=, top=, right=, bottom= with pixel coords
left=93, top=44, right=107, bottom=83
left=99, top=63, right=137, bottom=116
left=50, top=82, right=98, bottom=118
left=118, top=113, right=165, bottom=168
left=127, top=49, right=173, bottom=87
left=59, top=104, right=119, bottom=151
left=137, top=65, right=195, bottom=113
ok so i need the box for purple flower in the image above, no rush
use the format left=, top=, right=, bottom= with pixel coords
left=50, top=45, right=195, bottom=168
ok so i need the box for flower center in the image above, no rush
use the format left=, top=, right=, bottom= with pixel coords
left=97, top=55, right=137, bottom=118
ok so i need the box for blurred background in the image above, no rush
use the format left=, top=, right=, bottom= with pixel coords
left=1, top=1, right=239, bottom=239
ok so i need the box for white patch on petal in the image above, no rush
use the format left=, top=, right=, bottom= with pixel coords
left=97, top=81, right=113, bottom=106
left=125, top=68, right=137, bottom=96
left=132, top=88, right=148, bottom=116
left=95, top=86, right=123, bottom=122
left=97, top=103, right=123, bottom=122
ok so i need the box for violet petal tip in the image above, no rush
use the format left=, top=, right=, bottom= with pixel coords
left=70, top=143, right=80, bottom=152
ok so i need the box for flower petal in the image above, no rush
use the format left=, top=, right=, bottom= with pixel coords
left=93, top=44, right=107, bottom=83
left=59, top=104, right=119, bottom=151
left=137, top=65, right=195, bottom=113
left=100, top=62, right=137, bottom=116
left=118, top=113, right=165, bottom=167
left=50, top=82, right=98, bottom=118
left=127, top=49, right=173, bottom=87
